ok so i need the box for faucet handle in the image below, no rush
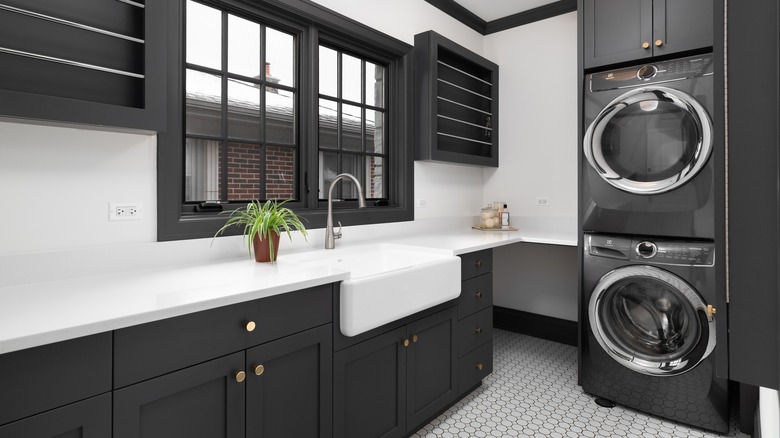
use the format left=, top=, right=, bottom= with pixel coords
left=333, top=221, right=342, bottom=240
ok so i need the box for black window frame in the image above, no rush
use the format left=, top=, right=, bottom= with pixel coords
left=158, top=0, right=414, bottom=241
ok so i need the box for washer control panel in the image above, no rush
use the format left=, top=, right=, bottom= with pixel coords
left=589, top=53, right=714, bottom=92
left=587, top=234, right=715, bottom=266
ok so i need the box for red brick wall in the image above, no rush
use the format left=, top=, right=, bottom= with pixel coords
left=220, top=143, right=295, bottom=201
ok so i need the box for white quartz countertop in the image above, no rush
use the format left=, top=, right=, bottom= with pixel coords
left=0, top=216, right=576, bottom=354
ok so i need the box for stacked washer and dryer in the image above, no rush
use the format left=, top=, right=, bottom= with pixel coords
left=579, top=53, right=730, bottom=433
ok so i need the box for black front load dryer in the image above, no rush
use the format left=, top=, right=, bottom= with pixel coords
left=579, top=233, right=729, bottom=433
left=582, top=54, right=715, bottom=239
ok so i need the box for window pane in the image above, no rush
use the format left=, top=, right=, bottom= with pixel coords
left=318, top=99, right=338, bottom=149
left=341, top=53, right=362, bottom=103
left=186, top=69, right=222, bottom=137
left=186, top=1, right=221, bottom=70
left=341, top=103, right=362, bottom=151
left=319, top=46, right=337, bottom=97
left=228, top=79, right=261, bottom=141
left=185, top=138, right=221, bottom=202
left=228, top=15, right=261, bottom=78
left=319, top=151, right=338, bottom=198
left=266, top=88, right=295, bottom=144
left=226, top=142, right=262, bottom=201
left=266, top=28, right=295, bottom=87
left=366, top=110, right=384, bottom=153
left=266, top=146, right=295, bottom=200
left=365, top=61, right=384, bottom=108
left=340, top=154, right=363, bottom=199
left=366, top=156, right=384, bottom=198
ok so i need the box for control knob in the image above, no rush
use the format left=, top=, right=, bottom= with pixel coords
left=636, top=241, right=657, bottom=258
left=637, top=65, right=657, bottom=80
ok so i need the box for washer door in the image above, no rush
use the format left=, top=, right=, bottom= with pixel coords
left=583, top=86, right=712, bottom=195
left=588, top=265, right=716, bottom=376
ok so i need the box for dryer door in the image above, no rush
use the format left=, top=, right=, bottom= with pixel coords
left=588, top=265, right=716, bottom=376
left=583, top=86, right=712, bottom=195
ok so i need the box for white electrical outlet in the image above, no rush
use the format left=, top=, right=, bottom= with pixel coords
left=109, top=202, right=143, bottom=221
left=416, top=199, right=428, bottom=208
left=536, top=197, right=550, bottom=207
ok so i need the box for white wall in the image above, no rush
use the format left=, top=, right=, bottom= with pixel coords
left=0, top=121, right=157, bottom=254
left=482, top=13, right=579, bottom=321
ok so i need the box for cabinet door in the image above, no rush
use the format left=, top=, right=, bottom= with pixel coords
left=653, top=0, right=713, bottom=57
left=406, top=307, right=457, bottom=429
left=583, top=0, right=653, bottom=69
left=0, top=393, right=111, bottom=438
left=246, top=325, right=333, bottom=438
left=334, top=327, right=407, bottom=438
left=113, top=352, right=245, bottom=438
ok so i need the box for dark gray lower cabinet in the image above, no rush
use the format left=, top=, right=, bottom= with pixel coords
left=114, top=325, right=332, bottom=438
left=114, top=352, right=246, bottom=438
left=0, top=393, right=111, bottom=438
left=334, top=306, right=457, bottom=438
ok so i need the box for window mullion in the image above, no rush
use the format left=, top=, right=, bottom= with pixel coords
left=219, top=10, right=229, bottom=202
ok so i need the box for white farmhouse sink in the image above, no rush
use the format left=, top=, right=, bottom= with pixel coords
left=286, top=243, right=461, bottom=336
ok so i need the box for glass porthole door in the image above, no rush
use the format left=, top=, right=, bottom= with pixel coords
left=588, top=265, right=716, bottom=376
left=583, top=86, right=713, bottom=195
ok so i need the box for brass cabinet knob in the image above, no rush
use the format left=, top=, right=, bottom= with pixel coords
left=707, top=305, right=717, bottom=317
left=475, top=291, right=483, bottom=299
left=475, top=363, right=484, bottom=371
left=642, top=41, right=650, bottom=49
left=475, top=260, right=482, bottom=268
left=412, top=334, right=418, bottom=343
left=245, top=321, right=256, bottom=332
left=402, top=338, right=410, bottom=347
left=475, top=327, right=482, bottom=334
left=655, top=39, right=663, bottom=47
left=254, top=364, right=265, bottom=376
left=235, top=371, right=246, bottom=383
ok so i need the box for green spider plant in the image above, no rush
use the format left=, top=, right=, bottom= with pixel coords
left=213, top=200, right=308, bottom=261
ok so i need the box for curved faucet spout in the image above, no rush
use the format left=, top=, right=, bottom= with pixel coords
left=326, top=173, right=367, bottom=249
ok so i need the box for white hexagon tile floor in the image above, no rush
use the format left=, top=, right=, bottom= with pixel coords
left=411, top=329, right=750, bottom=438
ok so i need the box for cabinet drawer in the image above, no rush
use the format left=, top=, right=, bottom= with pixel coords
left=0, top=333, right=112, bottom=426
left=457, top=307, right=493, bottom=356
left=457, top=342, right=493, bottom=396
left=458, top=273, right=492, bottom=319
left=0, top=392, right=111, bottom=438
left=114, top=284, right=333, bottom=388
left=460, top=250, right=492, bottom=280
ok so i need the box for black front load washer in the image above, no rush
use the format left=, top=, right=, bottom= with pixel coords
left=582, top=53, right=715, bottom=239
left=579, top=233, right=729, bottom=433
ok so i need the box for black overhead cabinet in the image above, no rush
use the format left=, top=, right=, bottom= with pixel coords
left=414, top=30, right=499, bottom=167
left=0, top=0, right=166, bottom=131
left=582, top=0, right=713, bottom=69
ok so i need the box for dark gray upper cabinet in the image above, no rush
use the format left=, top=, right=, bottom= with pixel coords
left=414, top=30, right=499, bottom=167
left=0, top=0, right=166, bottom=132
left=583, top=0, right=713, bottom=69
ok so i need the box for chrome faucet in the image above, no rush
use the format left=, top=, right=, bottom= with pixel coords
left=325, top=173, right=367, bottom=249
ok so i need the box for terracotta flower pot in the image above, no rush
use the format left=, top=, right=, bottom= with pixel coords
left=252, top=232, right=281, bottom=263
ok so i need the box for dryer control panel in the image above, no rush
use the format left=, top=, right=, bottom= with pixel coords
left=589, top=53, right=714, bottom=92
left=587, top=234, right=715, bottom=266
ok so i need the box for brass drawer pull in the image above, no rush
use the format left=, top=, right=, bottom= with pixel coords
left=254, top=364, right=265, bottom=376
left=402, top=338, right=410, bottom=347
left=642, top=41, right=650, bottom=49
left=412, top=334, right=418, bottom=343
left=475, top=291, right=483, bottom=299
left=655, top=39, right=663, bottom=47
left=235, top=371, right=246, bottom=383
left=475, top=327, right=482, bottom=334
left=475, top=260, right=482, bottom=268
left=475, top=363, right=484, bottom=371
left=245, top=321, right=256, bottom=332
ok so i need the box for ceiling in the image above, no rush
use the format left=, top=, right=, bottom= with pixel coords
left=424, top=0, right=576, bottom=35
left=453, top=0, right=561, bottom=22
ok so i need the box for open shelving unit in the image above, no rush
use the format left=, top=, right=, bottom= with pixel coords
left=0, top=0, right=166, bottom=132
left=414, top=31, right=499, bottom=167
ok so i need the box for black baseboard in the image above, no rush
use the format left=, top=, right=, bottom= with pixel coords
left=493, top=306, right=577, bottom=347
